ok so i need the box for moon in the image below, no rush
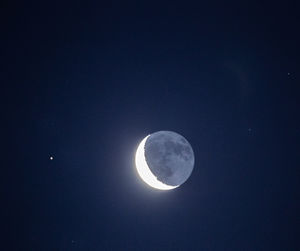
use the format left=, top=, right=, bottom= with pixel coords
left=135, top=131, right=194, bottom=190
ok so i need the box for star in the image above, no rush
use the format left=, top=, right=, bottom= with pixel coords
left=50, top=156, right=54, bottom=160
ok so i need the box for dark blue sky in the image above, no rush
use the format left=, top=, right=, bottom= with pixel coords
left=3, top=1, right=300, bottom=250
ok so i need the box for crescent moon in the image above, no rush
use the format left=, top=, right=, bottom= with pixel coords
left=135, top=135, right=179, bottom=190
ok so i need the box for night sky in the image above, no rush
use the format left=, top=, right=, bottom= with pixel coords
left=3, top=1, right=300, bottom=250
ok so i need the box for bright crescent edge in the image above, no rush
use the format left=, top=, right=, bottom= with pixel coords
left=135, top=135, right=178, bottom=190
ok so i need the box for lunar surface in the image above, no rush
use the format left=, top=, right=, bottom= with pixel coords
left=135, top=131, right=194, bottom=190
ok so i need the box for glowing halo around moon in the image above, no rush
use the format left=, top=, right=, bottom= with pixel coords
left=135, top=135, right=179, bottom=190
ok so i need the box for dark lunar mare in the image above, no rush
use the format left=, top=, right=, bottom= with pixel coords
left=144, top=131, right=194, bottom=186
